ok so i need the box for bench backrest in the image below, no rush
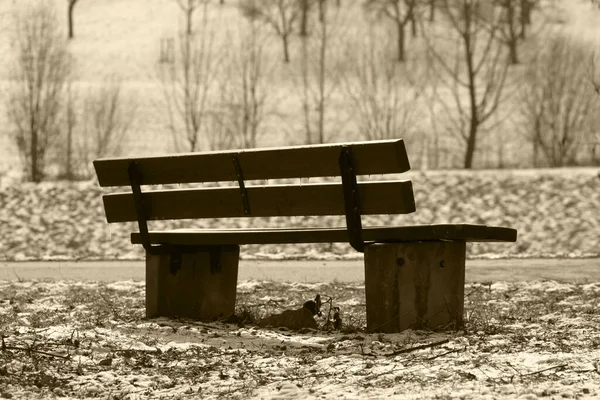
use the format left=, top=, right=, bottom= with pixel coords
left=93, top=139, right=416, bottom=251
left=95, top=139, right=410, bottom=186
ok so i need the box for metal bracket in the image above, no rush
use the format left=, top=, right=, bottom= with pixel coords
left=167, top=246, right=224, bottom=276
left=128, top=160, right=228, bottom=273
left=338, top=146, right=364, bottom=253
left=232, top=154, right=251, bottom=216
left=169, top=252, right=183, bottom=275
left=128, top=160, right=164, bottom=255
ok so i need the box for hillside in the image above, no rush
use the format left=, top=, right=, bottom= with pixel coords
left=0, top=168, right=598, bottom=261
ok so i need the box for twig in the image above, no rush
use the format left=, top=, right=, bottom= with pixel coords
left=364, top=365, right=398, bottom=380
left=11, top=268, right=24, bottom=282
left=97, top=290, right=122, bottom=320
left=3, top=345, right=70, bottom=360
left=573, top=368, right=598, bottom=374
left=522, top=364, right=567, bottom=377
left=465, top=286, right=483, bottom=298
left=426, top=348, right=461, bottom=361
left=386, top=339, right=450, bottom=357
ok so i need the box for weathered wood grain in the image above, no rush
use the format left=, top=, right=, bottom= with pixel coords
left=103, top=180, right=416, bottom=222
left=94, top=139, right=410, bottom=187
left=364, top=241, right=466, bottom=333
left=146, top=246, right=240, bottom=319
left=131, top=224, right=517, bottom=245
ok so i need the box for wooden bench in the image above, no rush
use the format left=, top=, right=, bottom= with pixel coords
left=93, top=139, right=517, bottom=333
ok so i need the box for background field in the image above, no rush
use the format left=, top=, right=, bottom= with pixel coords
left=1, top=0, right=600, bottom=181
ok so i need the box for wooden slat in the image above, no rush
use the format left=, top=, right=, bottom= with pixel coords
left=93, top=139, right=410, bottom=187
left=103, top=180, right=416, bottom=223
left=130, top=224, right=517, bottom=245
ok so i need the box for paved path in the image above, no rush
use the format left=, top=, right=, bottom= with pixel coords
left=1, top=258, right=598, bottom=283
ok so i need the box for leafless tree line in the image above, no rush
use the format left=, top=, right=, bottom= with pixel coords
left=4, top=0, right=600, bottom=181
left=6, top=1, right=136, bottom=182
left=521, top=35, right=599, bottom=166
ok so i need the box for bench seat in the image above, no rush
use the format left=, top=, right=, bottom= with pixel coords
left=131, top=224, right=517, bottom=246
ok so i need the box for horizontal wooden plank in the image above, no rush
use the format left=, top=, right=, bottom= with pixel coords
left=103, top=180, right=416, bottom=223
left=94, top=139, right=410, bottom=187
left=131, top=224, right=518, bottom=245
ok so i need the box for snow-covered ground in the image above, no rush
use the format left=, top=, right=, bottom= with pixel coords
left=0, top=168, right=598, bottom=261
left=1, top=279, right=599, bottom=399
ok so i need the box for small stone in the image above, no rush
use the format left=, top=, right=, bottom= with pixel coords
left=98, top=357, right=112, bottom=366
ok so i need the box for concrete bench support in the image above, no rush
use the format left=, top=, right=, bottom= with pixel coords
left=364, top=241, right=466, bottom=332
left=146, top=245, right=240, bottom=319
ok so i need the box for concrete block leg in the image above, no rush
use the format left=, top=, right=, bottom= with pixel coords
left=146, top=245, right=240, bottom=320
left=364, top=241, right=466, bottom=333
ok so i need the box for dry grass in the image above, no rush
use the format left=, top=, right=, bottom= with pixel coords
left=1, top=278, right=600, bottom=399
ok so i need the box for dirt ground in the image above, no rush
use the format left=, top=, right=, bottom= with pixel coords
left=1, top=258, right=599, bottom=283
left=2, top=276, right=600, bottom=399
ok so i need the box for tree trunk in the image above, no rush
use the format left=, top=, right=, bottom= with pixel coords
left=522, top=0, right=532, bottom=24
left=68, top=0, right=76, bottom=39
left=301, top=36, right=312, bottom=144
left=65, top=87, right=74, bottom=180
left=396, top=21, right=405, bottom=62
left=533, top=118, right=540, bottom=167
left=282, top=33, right=290, bottom=63
left=429, top=0, right=435, bottom=22
left=464, top=26, right=478, bottom=169
left=409, top=7, right=417, bottom=37
left=31, top=118, right=39, bottom=182
left=519, top=0, right=529, bottom=39
left=317, top=2, right=327, bottom=144
left=464, top=117, right=478, bottom=169
left=509, top=39, right=519, bottom=64
left=300, top=0, right=309, bottom=36
left=433, top=133, right=439, bottom=169
left=506, top=3, right=519, bottom=64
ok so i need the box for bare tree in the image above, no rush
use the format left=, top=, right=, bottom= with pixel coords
left=519, top=0, right=537, bottom=39
left=211, top=21, right=273, bottom=149
left=299, top=0, right=314, bottom=36
left=297, top=0, right=347, bottom=144
left=61, top=82, right=78, bottom=180
left=363, top=0, right=418, bottom=62
left=175, top=0, right=206, bottom=35
left=427, top=0, right=511, bottom=169
left=57, top=80, right=137, bottom=179
left=239, top=0, right=300, bottom=63
left=6, top=2, right=71, bottom=182
left=68, top=0, right=80, bottom=39
left=82, top=81, right=136, bottom=158
left=341, top=23, right=423, bottom=141
left=494, top=0, right=541, bottom=64
left=428, top=0, right=436, bottom=22
left=521, top=35, right=598, bottom=167
left=495, top=0, right=523, bottom=64
left=159, top=2, right=220, bottom=152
